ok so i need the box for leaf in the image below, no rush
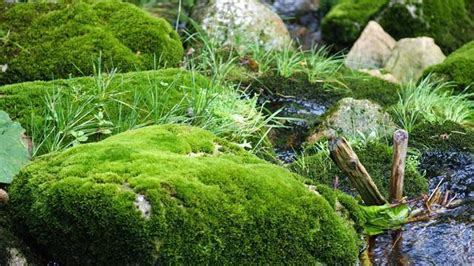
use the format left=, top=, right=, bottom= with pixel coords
left=0, top=110, right=30, bottom=184
left=360, top=203, right=410, bottom=236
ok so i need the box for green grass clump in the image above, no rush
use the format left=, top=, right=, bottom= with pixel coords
left=423, top=41, right=474, bottom=93
left=0, top=1, right=183, bottom=84
left=9, top=124, right=360, bottom=264
left=290, top=140, right=428, bottom=198
left=321, top=0, right=388, bottom=51
left=0, top=68, right=280, bottom=156
left=391, top=76, right=473, bottom=133
left=379, top=0, right=474, bottom=54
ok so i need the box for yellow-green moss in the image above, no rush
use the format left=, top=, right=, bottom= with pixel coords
left=0, top=1, right=183, bottom=84
left=423, top=41, right=474, bottom=93
left=9, top=124, right=360, bottom=264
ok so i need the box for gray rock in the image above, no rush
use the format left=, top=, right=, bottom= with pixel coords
left=271, top=0, right=320, bottom=16
left=345, top=21, right=396, bottom=70
left=310, top=98, right=397, bottom=142
left=385, top=37, right=446, bottom=83
left=193, top=0, right=292, bottom=50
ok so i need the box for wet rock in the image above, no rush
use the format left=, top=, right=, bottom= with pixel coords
left=193, top=0, right=292, bottom=50
left=385, top=37, right=446, bottom=83
left=345, top=21, right=396, bottom=70
left=270, top=0, right=320, bottom=16
left=309, top=98, right=397, bottom=142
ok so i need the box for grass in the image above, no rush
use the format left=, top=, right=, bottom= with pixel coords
left=392, top=75, right=474, bottom=132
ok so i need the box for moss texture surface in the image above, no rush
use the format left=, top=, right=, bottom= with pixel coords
left=9, top=124, right=359, bottom=264
left=0, top=1, right=183, bottom=84
left=410, top=120, right=474, bottom=152
left=423, top=41, right=474, bottom=93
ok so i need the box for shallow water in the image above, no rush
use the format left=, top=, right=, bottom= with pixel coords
left=371, top=152, right=474, bottom=265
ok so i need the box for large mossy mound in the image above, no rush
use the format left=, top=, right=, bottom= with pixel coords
left=410, top=120, right=474, bottom=152
left=290, top=141, right=428, bottom=198
left=423, top=41, right=474, bottom=93
left=9, top=124, right=359, bottom=264
left=0, top=1, right=183, bottom=84
left=322, top=0, right=474, bottom=53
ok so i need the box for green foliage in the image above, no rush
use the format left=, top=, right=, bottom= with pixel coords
left=379, top=0, right=474, bottom=54
left=0, top=111, right=29, bottom=184
left=321, top=0, right=388, bottom=51
left=391, top=76, right=473, bottom=133
left=9, top=124, right=360, bottom=264
left=290, top=140, right=428, bottom=198
left=0, top=1, right=183, bottom=84
left=0, top=68, right=280, bottom=156
left=424, top=41, right=474, bottom=93
left=359, top=203, right=409, bottom=235
left=410, top=120, right=474, bottom=152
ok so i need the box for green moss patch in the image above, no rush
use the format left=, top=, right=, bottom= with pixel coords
left=410, top=120, right=474, bottom=152
left=9, top=124, right=359, bottom=264
left=0, top=1, right=183, bottom=84
left=290, top=141, right=428, bottom=198
left=423, top=41, right=474, bottom=93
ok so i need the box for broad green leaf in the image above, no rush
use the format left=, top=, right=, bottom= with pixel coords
left=0, top=110, right=30, bottom=184
left=361, top=203, right=410, bottom=236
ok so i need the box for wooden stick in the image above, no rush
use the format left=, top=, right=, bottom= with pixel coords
left=329, top=137, right=387, bottom=205
left=390, top=130, right=408, bottom=202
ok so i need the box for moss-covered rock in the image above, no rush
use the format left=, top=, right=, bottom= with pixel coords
left=378, top=0, right=474, bottom=54
left=0, top=1, right=183, bottom=84
left=321, top=0, right=388, bottom=51
left=423, top=41, right=474, bottom=93
left=9, top=124, right=360, bottom=264
left=290, top=140, right=428, bottom=198
left=410, top=120, right=474, bottom=152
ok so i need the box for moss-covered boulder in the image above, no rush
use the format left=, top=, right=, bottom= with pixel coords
left=423, top=41, right=474, bottom=93
left=290, top=140, right=428, bottom=198
left=0, top=1, right=183, bottom=84
left=9, top=124, right=360, bottom=264
left=410, top=120, right=474, bottom=152
left=378, top=0, right=474, bottom=54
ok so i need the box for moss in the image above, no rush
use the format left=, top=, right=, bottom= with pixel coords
left=321, top=0, right=388, bottom=51
left=423, top=41, right=474, bottom=93
left=9, top=124, right=360, bottom=264
left=410, top=120, right=474, bottom=152
left=290, top=141, right=428, bottom=198
left=0, top=1, right=183, bottom=84
left=253, top=69, right=400, bottom=108
left=378, top=0, right=474, bottom=54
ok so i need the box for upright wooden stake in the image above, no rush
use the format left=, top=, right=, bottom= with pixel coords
left=390, top=130, right=408, bottom=202
left=329, top=137, right=387, bottom=206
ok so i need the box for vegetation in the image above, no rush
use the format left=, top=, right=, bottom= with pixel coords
left=9, top=124, right=360, bottom=264
left=424, top=41, right=474, bottom=93
left=290, top=139, right=428, bottom=198
left=391, top=76, right=473, bottom=133
left=410, top=120, right=474, bottom=152
left=0, top=1, right=183, bottom=84
left=0, top=68, right=281, bottom=156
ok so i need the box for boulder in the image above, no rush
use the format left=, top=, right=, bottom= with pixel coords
left=385, top=37, right=446, bottom=83
left=0, top=1, right=183, bottom=84
left=9, top=125, right=359, bottom=264
left=193, top=0, right=292, bottom=50
left=345, top=21, right=396, bottom=70
left=309, top=97, right=397, bottom=142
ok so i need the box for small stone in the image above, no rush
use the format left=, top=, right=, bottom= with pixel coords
left=0, top=189, right=8, bottom=205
